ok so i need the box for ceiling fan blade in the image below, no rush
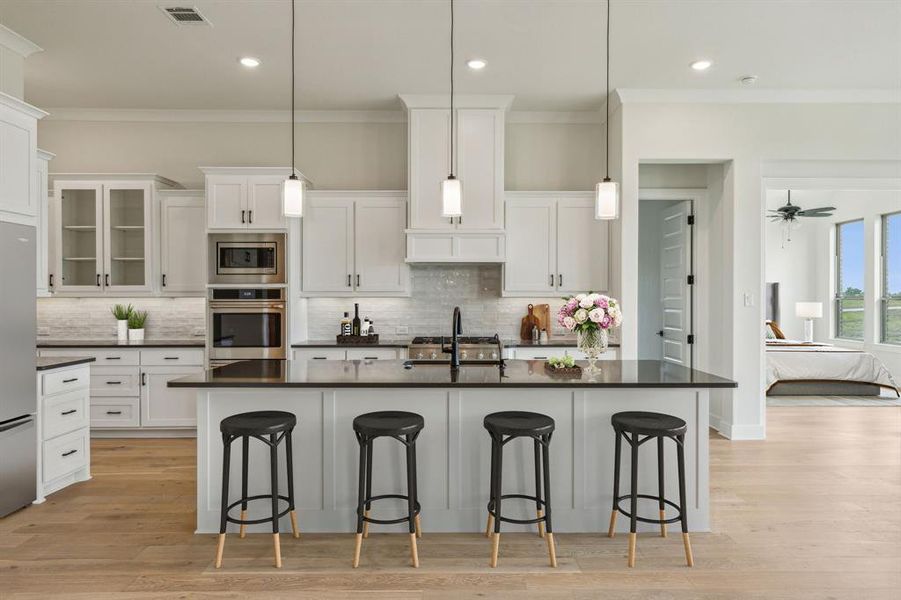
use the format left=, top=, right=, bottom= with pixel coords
left=797, top=213, right=833, bottom=218
left=799, top=206, right=836, bottom=212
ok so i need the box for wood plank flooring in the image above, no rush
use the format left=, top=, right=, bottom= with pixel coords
left=1, top=407, right=898, bottom=599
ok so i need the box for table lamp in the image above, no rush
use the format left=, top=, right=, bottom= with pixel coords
left=795, top=302, right=823, bottom=343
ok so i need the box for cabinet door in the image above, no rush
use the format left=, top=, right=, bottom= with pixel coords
left=207, top=175, right=247, bottom=229
left=247, top=176, right=287, bottom=229
left=103, top=182, right=152, bottom=292
left=53, top=181, right=104, bottom=293
left=457, top=109, right=503, bottom=230
left=140, top=366, right=203, bottom=427
left=556, top=198, right=609, bottom=293
left=409, top=109, right=455, bottom=230
left=0, top=104, right=37, bottom=220
left=504, top=198, right=557, bottom=293
left=36, top=156, right=50, bottom=295
left=160, top=195, right=205, bottom=293
left=302, top=197, right=354, bottom=292
left=354, top=197, right=409, bottom=293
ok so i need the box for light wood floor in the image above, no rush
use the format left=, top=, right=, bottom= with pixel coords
left=1, top=407, right=899, bottom=599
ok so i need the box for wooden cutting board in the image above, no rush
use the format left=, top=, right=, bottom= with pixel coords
left=520, top=304, right=541, bottom=340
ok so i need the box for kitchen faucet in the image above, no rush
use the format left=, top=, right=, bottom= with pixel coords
left=441, top=306, right=464, bottom=369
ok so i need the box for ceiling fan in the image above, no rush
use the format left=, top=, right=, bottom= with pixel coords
left=769, top=190, right=835, bottom=246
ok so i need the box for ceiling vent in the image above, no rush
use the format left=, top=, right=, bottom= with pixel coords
left=160, top=6, right=212, bottom=26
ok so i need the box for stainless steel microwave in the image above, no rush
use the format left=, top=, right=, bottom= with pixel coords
left=208, top=233, right=286, bottom=284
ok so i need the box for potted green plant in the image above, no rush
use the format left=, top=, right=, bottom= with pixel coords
left=110, top=303, right=134, bottom=341
left=127, top=310, right=148, bottom=341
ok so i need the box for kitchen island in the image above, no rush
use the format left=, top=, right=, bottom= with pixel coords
left=170, top=359, right=735, bottom=534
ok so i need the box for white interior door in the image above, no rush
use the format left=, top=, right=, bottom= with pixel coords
left=660, top=201, right=693, bottom=366
left=302, top=197, right=354, bottom=292
left=354, top=197, right=408, bottom=293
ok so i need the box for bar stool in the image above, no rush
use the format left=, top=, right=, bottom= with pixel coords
left=352, top=410, right=424, bottom=569
left=215, top=410, right=299, bottom=569
left=484, top=411, right=557, bottom=568
left=607, top=411, right=693, bottom=568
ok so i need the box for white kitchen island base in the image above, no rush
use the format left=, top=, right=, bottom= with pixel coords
left=194, top=386, right=710, bottom=534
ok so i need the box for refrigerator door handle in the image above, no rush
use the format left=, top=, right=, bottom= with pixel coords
left=0, top=416, right=34, bottom=434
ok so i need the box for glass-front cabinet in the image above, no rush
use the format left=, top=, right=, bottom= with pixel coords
left=52, top=179, right=153, bottom=293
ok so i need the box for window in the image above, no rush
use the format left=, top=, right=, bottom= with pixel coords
left=882, top=212, right=901, bottom=344
left=835, top=220, right=865, bottom=340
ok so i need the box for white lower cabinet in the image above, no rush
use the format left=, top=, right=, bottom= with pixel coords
left=510, top=347, right=620, bottom=361
left=36, top=363, right=91, bottom=501
left=293, top=347, right=403, bottom=361
left=37, top=347, right=204, bottom=434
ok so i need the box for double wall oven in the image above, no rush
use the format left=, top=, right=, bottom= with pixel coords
left=208, top=288, right=287, bottom=367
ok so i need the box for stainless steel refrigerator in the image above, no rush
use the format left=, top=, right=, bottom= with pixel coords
left=0, top=221, right=37, bottom=517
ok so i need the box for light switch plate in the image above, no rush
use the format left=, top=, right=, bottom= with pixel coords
left=743, top=293, right=755, bottom=307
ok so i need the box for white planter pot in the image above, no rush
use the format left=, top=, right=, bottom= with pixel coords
left=117, top=320, right=128, bottom=341
left=128, top=328, right=145, bottom=341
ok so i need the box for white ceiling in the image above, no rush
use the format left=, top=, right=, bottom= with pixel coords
left=1, top=0, right=898, bottom=112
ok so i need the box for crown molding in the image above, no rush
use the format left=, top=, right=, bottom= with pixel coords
left=36, top=148, right=56, bottom=161
left=0, top=91, right=48, bottom=119
left=0, top=24, right=42, bottom=57
left=399, top=94, right=515, bottom=110
left=506, top=111, right=604, bottom=124
left=617, top=88, right=901, bottom=104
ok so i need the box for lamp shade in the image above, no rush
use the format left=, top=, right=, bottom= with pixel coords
left=441, top=176, right=462, bottom=218
left=595, top=179, right=619, bottom=220
left=282, top=176, right=304, bottom=217
left=795, top=302, right=823, bottom=319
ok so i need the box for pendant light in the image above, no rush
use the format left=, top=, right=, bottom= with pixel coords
left=441, top=0, right=462, bottom=219
left=282, top=0, right=304, bottom=217
left=595, top=0, right=619, bottom=220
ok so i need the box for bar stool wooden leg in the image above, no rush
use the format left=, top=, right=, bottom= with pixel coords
left=540, top=434, right=557, bottom=568
left=545, top=532, right=557, bottom=568
left=238, top=511, right=247, bottom=539
left=489, top=532, right=500, bottom=568
left=682, top=533, right=694, bottom=567
left=215, top=534, right=226, bottom=569
left=362, top=510, right=370, bottom=538
left=352, top=533, right=362, bottom=568
left=269, top=433, right=282, bottom=568
left=609, top=429, right=622, bottom=538
left=272, top=533, right=282, bottom=569
left=537, top=509, right=545, bottom=538
left=409, top=533, right=420, bottom=568
left=215, top=433, right=232, bottom=569
left=485, top=513, right=494, bottom=538
left=414, top=514, right=422, bottom=539
left=285, top=428, right=300, bottom=539
left=628, top=532, right=637, bottom=568
left=289, top=510, right=300, bottom=539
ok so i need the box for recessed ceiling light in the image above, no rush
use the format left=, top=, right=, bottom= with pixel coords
left=690, top=60, right=712, bottom=71
left=467, top=59, right=487, bottom=70
left=239, top=57, right=261, bottom=68
left=739, top=75, right=759, bottom=86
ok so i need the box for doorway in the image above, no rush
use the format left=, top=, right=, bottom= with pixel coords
left=638, top=198, right=695, bottom=367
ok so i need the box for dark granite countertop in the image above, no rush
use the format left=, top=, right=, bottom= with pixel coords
left=291, top=337, right=619, bottom=349
left=169, top=359, right=736, bottom=389
left=36, top=356, right=96, bottom=371
left=37, top=338, right=205, bottom=348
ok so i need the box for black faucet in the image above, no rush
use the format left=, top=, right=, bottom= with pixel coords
left=442, top=306, right=464, bottom=369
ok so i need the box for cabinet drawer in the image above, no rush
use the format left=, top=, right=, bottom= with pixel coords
left=140, top=348, right=205, bottom=366
left=39, top=348, right=140, bottom=366
left=42, top=388, right=89, bottom=440
left=90, top=367, right=141, bottom=397
left=512, top=348, right=579, bottom=361
left=42, top=366, right=90, bottom=396
left=293, top=349, right=346, bottom=361
left=90, top=398, right=141, bottom=428
left=42, top=428, right=88, bottom=483
left=345, top=348, right=399, bottom=360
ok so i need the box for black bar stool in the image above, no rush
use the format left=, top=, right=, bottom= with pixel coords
left=215, top=410, right=299, bottom=569
left=352, top=410, right=424, bottom=569
left=607, top=411, right=693, bottom=568
left=484, top=411, right=557, bottom=568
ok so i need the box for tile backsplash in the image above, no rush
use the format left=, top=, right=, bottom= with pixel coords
left=37, top=297, right=206, bottom=339
left=306, top=264, right=576, bottom=339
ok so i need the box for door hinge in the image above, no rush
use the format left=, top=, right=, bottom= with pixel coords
left=687, top=334, right=695, bottom=345
left=687, top=275, right=695, bottom=285
left=687, top=215, right=695, bottom=226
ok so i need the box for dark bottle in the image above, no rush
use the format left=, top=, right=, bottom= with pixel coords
left=352, top=303, right=361, bottom=336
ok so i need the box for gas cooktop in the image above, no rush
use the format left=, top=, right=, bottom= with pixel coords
left=408, top=335, right=503, bottom=362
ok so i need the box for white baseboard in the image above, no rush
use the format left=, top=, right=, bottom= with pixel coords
left=710, top=417, right=766, bottom=440
left=91, top=429, right=197, bottom=439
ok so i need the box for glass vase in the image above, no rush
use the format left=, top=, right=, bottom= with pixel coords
left=578, top=327, right=609, bottom=373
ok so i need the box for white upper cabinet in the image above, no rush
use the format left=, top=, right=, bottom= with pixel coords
left=302, top=191, right=409, bottom=296
left=202, top=167, right=309, bottom=230
left=0, top=93, right=46, bottom=226
left=50, top=175, right=179, bottom=295
left=504, top=192, right=609, bottom=296
left=401, top=95, right=511, bottom=263
left=159, top=191, right=205, bottom=294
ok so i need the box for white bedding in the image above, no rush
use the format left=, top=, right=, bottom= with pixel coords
left=766, top=341, right=899, bottom=395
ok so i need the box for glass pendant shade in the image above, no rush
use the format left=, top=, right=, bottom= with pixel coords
left=595, top=178, right=619, bottom=220
left=441, top=176, right=462, bottom=217
left=282, top=175, right=304, bottom=218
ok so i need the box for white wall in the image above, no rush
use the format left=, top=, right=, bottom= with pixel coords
left=639, top=164, right=708, bottom=189
left=614, top=100, right=901, bottom=439
left=37, top=118, right=603, bottom=191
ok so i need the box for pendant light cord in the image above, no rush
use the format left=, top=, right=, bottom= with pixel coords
left=290, top=0, right=296, bottom=175
left=604, top=0, right=610, bottom=180
left=449, top=0, right=455, bottom=178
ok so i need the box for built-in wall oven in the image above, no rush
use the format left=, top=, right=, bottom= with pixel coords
left=208, top=233, right=286, bottom=285
left=208, top=288, right=287, bottom=362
